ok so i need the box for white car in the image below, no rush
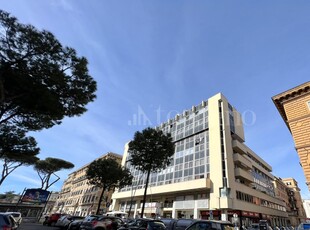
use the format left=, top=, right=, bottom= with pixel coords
left=5, top=212, right=22, bottom=225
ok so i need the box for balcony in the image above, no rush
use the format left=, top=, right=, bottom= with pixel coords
left=233, top=153, right=252, bottom=170
left=235, top=167, right=254, bottom=183
left=232, top=140, right=247, bottom=155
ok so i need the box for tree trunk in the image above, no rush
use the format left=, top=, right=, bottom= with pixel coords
left=96, top=187, right=105, bottom=215
left=128, top=192, right=134, bottom=218
left=140, top=169, right=151, bottom=218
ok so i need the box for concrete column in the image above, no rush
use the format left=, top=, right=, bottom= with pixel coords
left=221, top=210, right=228, bottom=221
left=194, top=200, right=198, bottom=219
left=134, top=202, right=139, bottom=218
left=172, top=202, right=176, bottom=218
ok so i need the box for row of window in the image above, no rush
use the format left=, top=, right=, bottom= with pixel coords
left=236, top=190, right=286, bottom=211
left=122, top=130, right=210, bottom=192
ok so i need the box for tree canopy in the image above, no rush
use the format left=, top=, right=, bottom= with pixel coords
left=0, top=10, right=97, bottom=131
left=34, top=157, right=74, bottom=190
left=86, top=157, right=133, bottom=214
left=0, top=124, right=39, bottom=186
left=128, top=127, right=175, bottom=218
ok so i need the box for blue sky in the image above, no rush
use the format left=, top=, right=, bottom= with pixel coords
left=1, top=1, right=310, bottom=198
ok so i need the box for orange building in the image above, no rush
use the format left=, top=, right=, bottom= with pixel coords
left=272, top=81, right=310, bottom=191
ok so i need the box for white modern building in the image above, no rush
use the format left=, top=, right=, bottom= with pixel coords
left=111, top=93, right=288, bottom=228
left=303, top=199, right=310, bottom=219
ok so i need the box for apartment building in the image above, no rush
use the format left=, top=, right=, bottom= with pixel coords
left=111, top=93, right=288, bottom=227
left=53, top=152, right=122, bottom=216
left=42, top=192, right=59, bottom=215
left=273, top=177, right=306, bottom=226
left=282, top=178, right=306, bottom=225
left=272, top=81, right=310, bottom=190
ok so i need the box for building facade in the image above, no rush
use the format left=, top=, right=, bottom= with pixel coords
left=273, top=177, right=306, bottom=226
left=272, top=81, right=310, bottom=191
left=42, top=192, right=59, bottom=215
left=53, top=152, right=122, bottom=216
left=112, top=93, right=288, bottom=228
left=302, top=199, right=310, bottom=218
left=281, top=178, right=306, bottom=225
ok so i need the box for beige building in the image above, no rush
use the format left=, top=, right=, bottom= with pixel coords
left=53, top=152, right=122, bottom=216
left=273, top=177, right=306, bottom=226
left=272, top=81, right=310, bottom=190
left=282, top=178, right=306, bottom=225
left=112, top=93, right=288, bottom=228
left=43, top=192, right=59, bottom=215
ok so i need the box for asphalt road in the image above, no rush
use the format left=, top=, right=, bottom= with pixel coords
left=19, top=222, right=59, bottom=230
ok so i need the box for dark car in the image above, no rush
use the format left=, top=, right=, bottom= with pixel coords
left=160, top=218, right=178, bottom=230
left=80, top=215, right=124, bottom=230
left=174, top=219, right=197, bottom=230
left=0, top=213, right=18, bottom=230
left=185, top=220, right=233, bottom=230
left=119, top=218, right=166, bottom=230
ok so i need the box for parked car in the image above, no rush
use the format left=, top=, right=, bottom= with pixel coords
left=0, top=213, right=18, bottom=230
left=55, top=215, right=84, bottom=229
left=174, top=219, right=197, bottom=230
left=80, top=215, right=124, bottom=230
left=185, top=220, right=233, bottom=230
left=119, top=218, right=166, bottom=230
left=160, top=218, right=178, bottom=230
left=5, top=212, right=22, bottom=226
left=43, top=213, right=63, bottom=226
left=68, top=218, right=85, bottom=230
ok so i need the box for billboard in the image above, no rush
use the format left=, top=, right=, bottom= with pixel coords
left=21, top=189, right=50, bottom=203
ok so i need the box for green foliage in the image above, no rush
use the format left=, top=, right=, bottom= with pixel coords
left=35, top=157, right=74, bottom=174
left=86, top=157, right=133, bottom=214
left=34, top=157, right=74, bottom=190
left=0, top=10, right=97, bottom=131
left=128, top=127, right=175, bottom=173
left=0, top=191, right=16, bottom=201
left=0, top=124, right=39, bottom=186
left=86, top=157, right=132, bottom=190
left=128, top=127, right=174, bottom=217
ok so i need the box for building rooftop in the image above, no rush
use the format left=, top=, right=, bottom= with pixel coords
left=272, top=81, right=310, bottom=131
